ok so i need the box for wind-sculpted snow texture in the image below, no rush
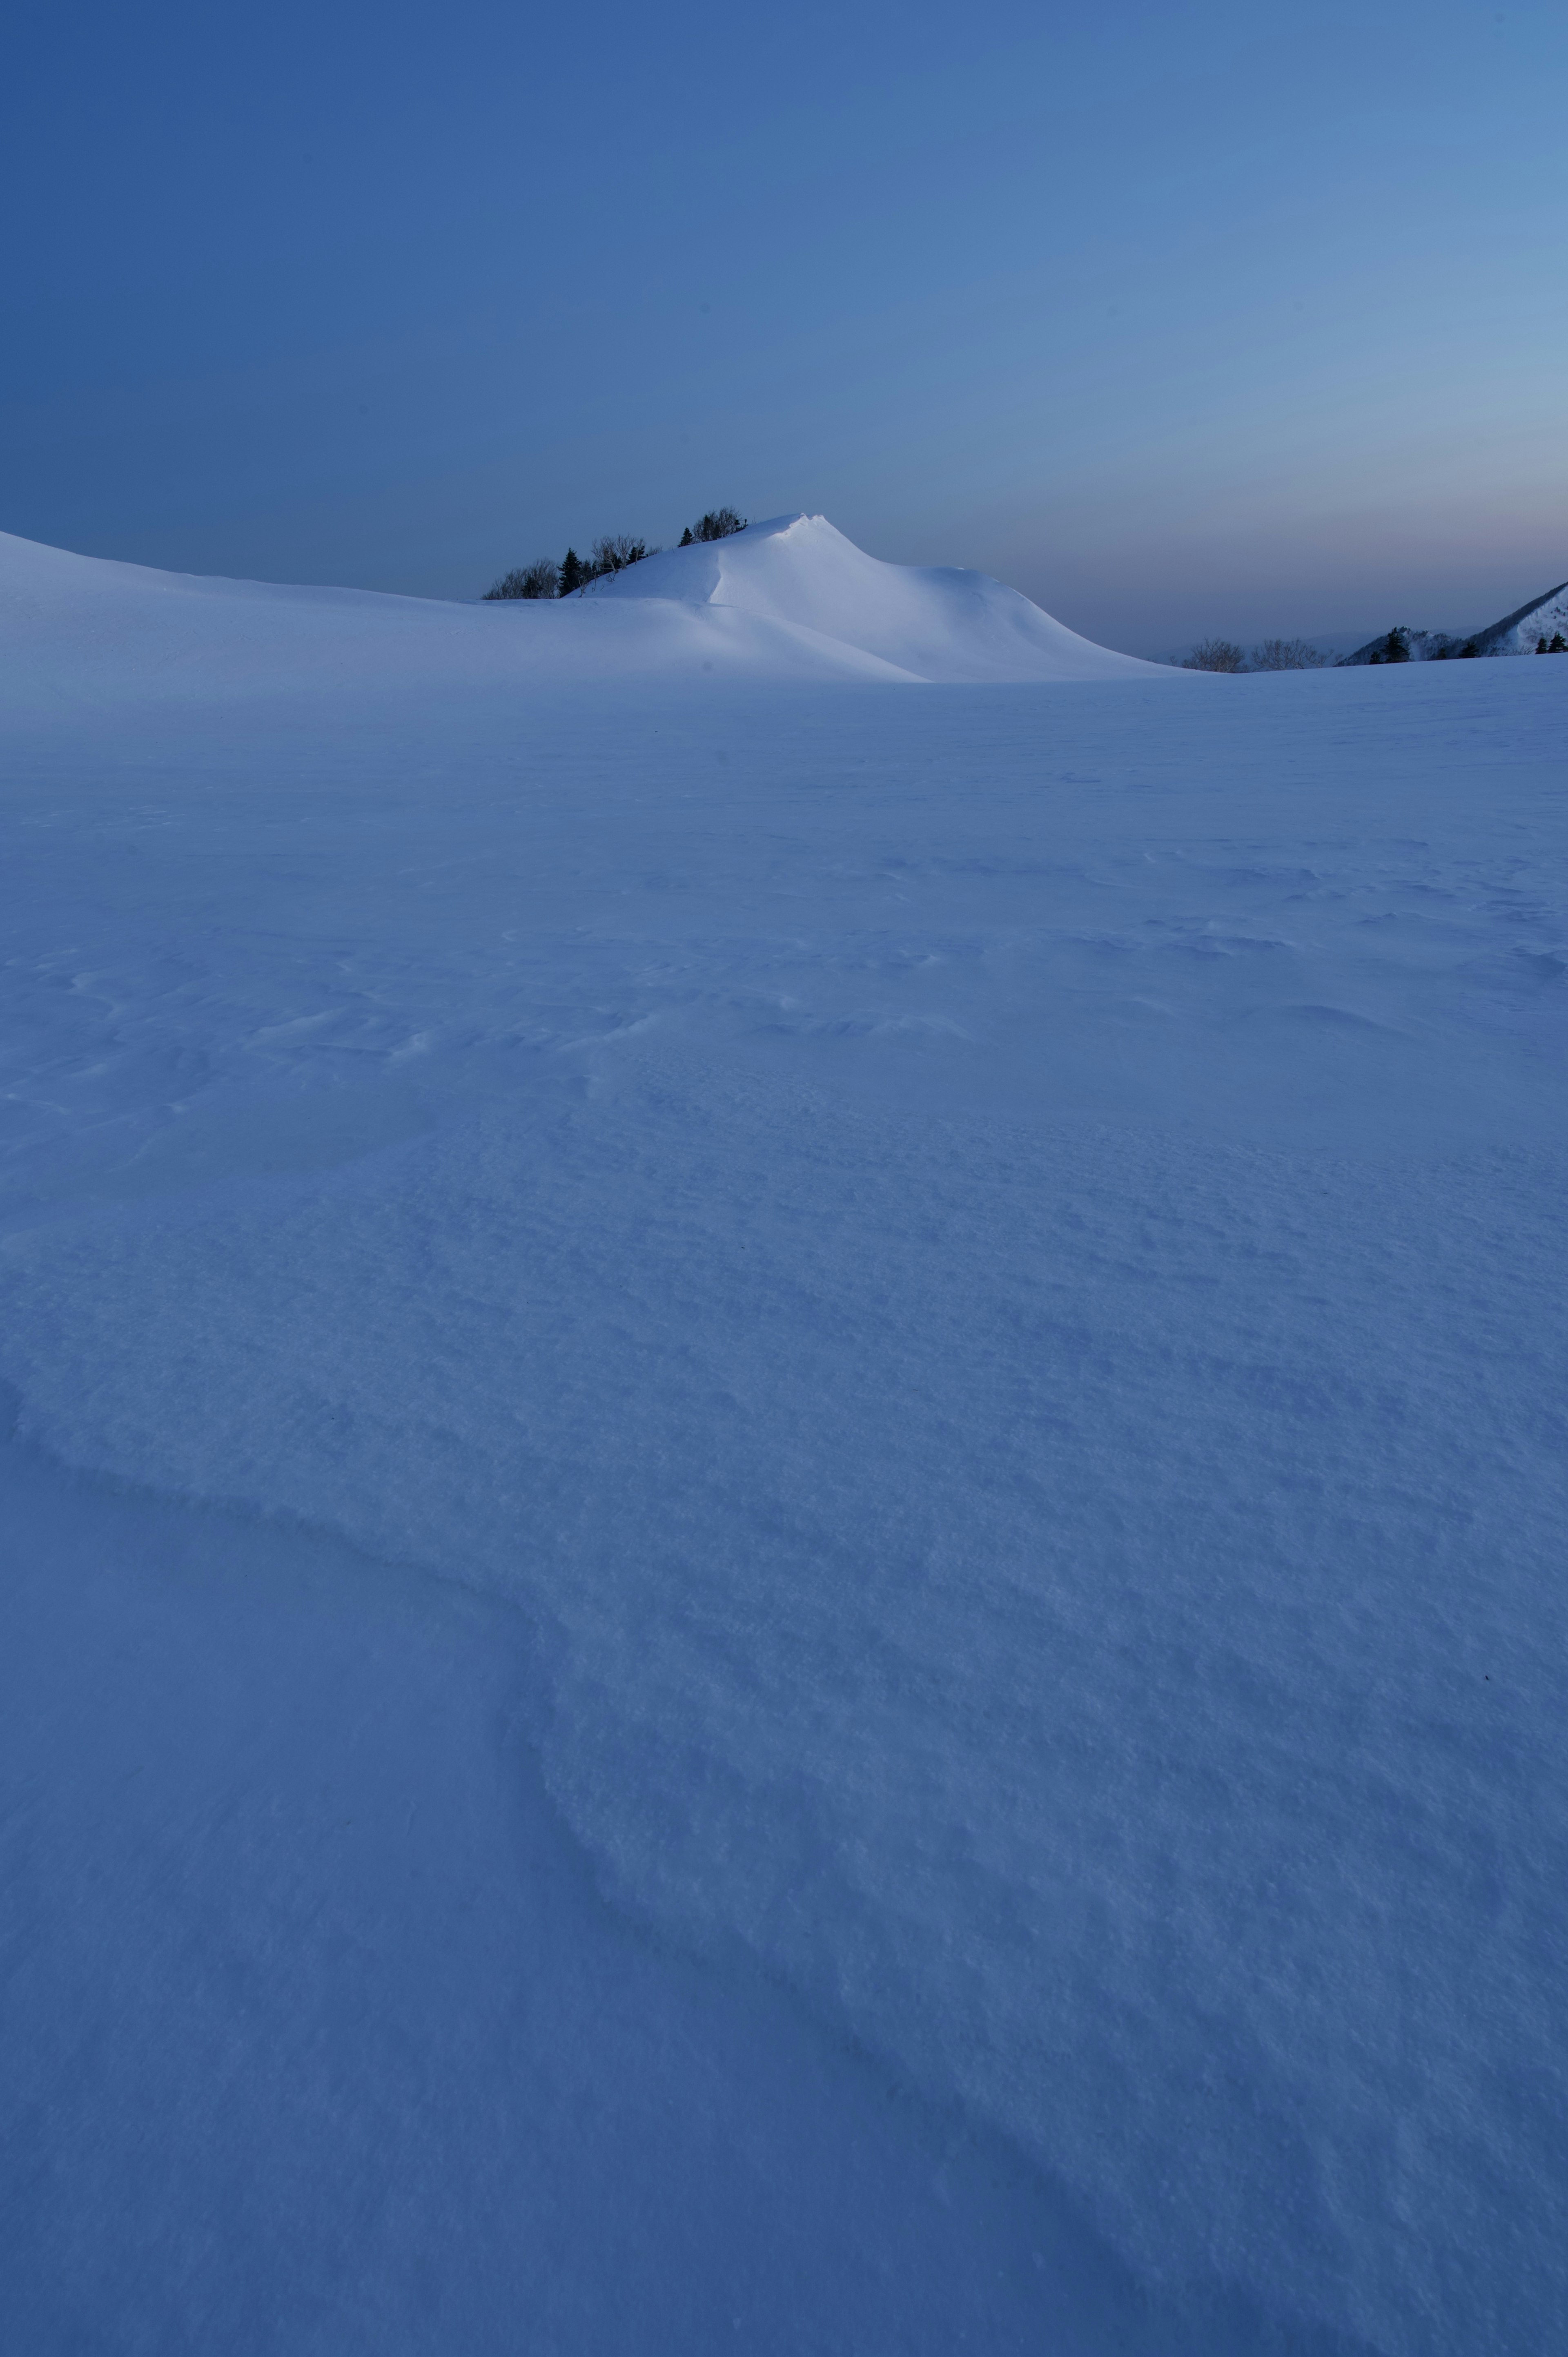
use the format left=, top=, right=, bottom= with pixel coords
left=0, top=524, right=1565, bottom=2356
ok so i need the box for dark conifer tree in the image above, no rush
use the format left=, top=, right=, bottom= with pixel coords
left=558, top=547, right=586, bottom=597
left=679, top=526, right=694, bottom=546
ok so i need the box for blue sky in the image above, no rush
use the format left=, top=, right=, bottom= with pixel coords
left=4, top=1, right=1564, bottom=651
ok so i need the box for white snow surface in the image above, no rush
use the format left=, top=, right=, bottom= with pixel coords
left=2, top=522, right=1566, bottom=2356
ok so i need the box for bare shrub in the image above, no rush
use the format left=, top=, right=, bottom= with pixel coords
left=483, top=559, right=557, bottom=601
left=1182, top=637, right=1248, bottom=673
left=589, top=534, right=651, bottom=576
left=682, top=508, right=746, bottom=545
left=1251, top=637, right=1327, bottom=671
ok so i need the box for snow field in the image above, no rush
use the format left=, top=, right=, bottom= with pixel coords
left=1, top=526, right=1566, bottom=2353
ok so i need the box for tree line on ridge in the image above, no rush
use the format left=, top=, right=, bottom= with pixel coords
left=484, top=508, right=746, bottom=601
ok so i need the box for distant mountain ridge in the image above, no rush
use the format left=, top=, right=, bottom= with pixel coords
left=1341, top=579, right=1568, bottom=664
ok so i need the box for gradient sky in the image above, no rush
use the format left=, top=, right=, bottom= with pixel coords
left=4, top=1, right=1564, bottom=652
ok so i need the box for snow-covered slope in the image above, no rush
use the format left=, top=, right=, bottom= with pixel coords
left=0, top=517, right=1160, bottom=700
left=1469, top=576, right=1568, bottom=657
left=579, top=511, right=1162, bottom=680
left=1, top=528, right=1566, bottom=2357
left=1341, top=577, right=1568, bottom=663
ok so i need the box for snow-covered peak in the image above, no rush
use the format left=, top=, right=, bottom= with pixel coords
left=578, top=513, right=1164, bottom=682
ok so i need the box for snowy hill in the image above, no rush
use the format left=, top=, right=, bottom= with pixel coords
left=0, top=522, right=906, bottom=698
left=1341, top=576, right=1568, bottom=662
left=577, top=511, right=1162, bottom=681
left=0, top=516, right=1163, bottom=699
